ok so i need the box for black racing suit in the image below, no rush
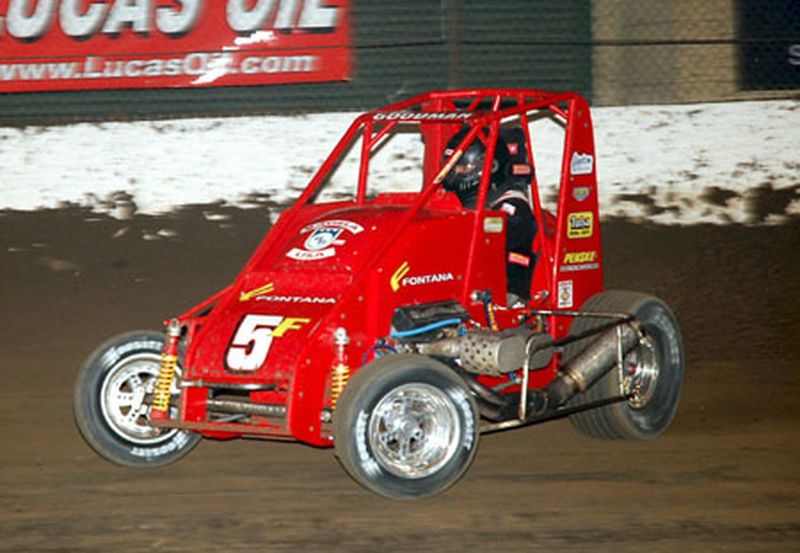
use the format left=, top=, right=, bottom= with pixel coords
left=488, top=185, right=537, bottom=302
left=460, top=181, right=537, bottom=303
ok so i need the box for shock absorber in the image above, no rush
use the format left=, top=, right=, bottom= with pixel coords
left=480, top=289, right=500, bottom=331
left=330, top=327, right=350, bottom=408
left=150, top=319, right=181, bottom=421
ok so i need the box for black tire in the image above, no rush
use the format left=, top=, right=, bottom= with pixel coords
left=565, top=291, right=684, bottom=440
left=334, top=354, right=479, bottom=500
left=74, top=330, right=200, bottom=467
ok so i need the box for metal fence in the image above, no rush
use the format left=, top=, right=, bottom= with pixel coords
left=0, top=0, right=796, bottom=125
left=592, top=0, right=800, bottom=105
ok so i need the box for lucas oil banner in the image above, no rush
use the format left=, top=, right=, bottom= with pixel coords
left=0, top=1, right=351, bottom=93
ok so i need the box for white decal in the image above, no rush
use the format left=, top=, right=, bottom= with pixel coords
left=355, top=410, right=381, bottom=477
left=560, top=263, right=599, bottom=273
left=557, top=280, right=574, bottom=309
left=402, top=273, right=454, bottom=287
left=449, top=388, right=474, bottom=450
left=287, top=219, right=364, bottom=262
left=570, top=152, right=594, bottom=176
left=390, top=261, right=456, bottom=292
left=302, top=219, right=364, bottom=235
left=304, top=227, right=342, bottom=251
left=286, top=247, right=335, bottom=261
left=130, top=431, right=191, bottom=458
left=373, top=111, right=471, bottom=121
left=226, top=315, right=309, bottom=371
left=256, top=295, right=336, bottom=304
left=483, top=217, right=504, bottom=234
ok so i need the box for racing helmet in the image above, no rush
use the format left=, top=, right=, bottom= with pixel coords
left=442, top=127, right=508, bottom=205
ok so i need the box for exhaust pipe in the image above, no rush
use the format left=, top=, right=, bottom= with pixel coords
left=529, top=321, right=642, bottom=415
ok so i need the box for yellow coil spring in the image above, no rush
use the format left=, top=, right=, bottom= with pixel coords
left=330, top=363, right=350, bottom=408
left=487, top=301, right=499, bottom=331
left=151, top=354, right=177, bottom=412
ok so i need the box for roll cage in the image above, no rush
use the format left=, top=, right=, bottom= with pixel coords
left=181, top=88, right=600, bottom=329
left=277, top=88, right=600, bottom=306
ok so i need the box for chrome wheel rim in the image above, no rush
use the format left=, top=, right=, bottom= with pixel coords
left=369, top=383, right=461, bottom=479
left=622, top=336, right=660, bottom=409
left=100, top=352, right=180, bottom=444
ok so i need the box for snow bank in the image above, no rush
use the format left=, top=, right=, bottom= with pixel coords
left=0, top=100, right=797, bottom=224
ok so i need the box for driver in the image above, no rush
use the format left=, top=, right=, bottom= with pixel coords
left=442, top=128, right=537, bottom=305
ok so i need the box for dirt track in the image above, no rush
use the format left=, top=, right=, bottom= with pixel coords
left=1, top=206, right=798, bottom=552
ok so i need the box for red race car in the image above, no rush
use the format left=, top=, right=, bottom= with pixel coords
left=74, top=89, right=684, bottom=499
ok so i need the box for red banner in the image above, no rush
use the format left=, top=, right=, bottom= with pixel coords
left=0, top=0, right=351, bottom=93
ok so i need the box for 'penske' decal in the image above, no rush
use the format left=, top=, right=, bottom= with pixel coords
left=563, top=251, right=597, bottom=264
left=560, top=250, right=600, bottom=272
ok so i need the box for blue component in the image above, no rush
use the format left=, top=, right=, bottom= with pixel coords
left=361, top=342, right=398, bottom=366
left=390, top=317, right=464, bottom=339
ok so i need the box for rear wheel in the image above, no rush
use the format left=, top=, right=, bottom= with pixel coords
left=74, top=331, right=200, bottom=467
left=334, top=354, right=479, bottom=500
left=565, top=291, right=684, bottom=440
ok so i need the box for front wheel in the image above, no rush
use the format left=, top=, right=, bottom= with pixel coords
left=334, top=354, right=479, bottom=500
left=74, top=330, right=200, bottom=467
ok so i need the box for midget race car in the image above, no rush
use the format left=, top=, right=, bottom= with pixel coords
left=74, top=89, right=684, bottom=500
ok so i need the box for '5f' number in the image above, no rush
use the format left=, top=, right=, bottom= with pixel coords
left=226, top=315, right=310, bottom=371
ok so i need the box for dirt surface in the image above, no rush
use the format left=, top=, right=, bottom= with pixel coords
left=1, top=205, right=799, bottom=552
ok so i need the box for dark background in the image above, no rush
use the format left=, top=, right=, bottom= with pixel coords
left=738, top=0, right=800, bottom=90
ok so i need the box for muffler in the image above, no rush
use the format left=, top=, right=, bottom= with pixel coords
left=417, top=328, right=553, bottom=376
left=529, top=321, right=642, bottom=415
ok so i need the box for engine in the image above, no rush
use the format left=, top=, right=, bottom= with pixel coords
left=391, top=301, right=554, bottom=376
left=391, top=300, right=643, bottom=421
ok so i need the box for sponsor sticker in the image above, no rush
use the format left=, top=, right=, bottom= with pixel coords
left=304, top=228, right=342, bottom=251
left=563, top=251, right=597, bottom=264
left=508, top=252, right=531, bottom=267
left=572, top=186, right=591, bottom=202
left=373, top=111, right=471, bottom=121
left=511, top=164, right=532, bottom=176
left=483, top=217, right=504, bottom=234
left=390, top=262, right=455, bottom=292
left=0, top=0, right=352, bottom=93
left=286, top=247, right=336, bottom=261
left=226, top=315, right=310, bottom=371
left=239, top=282, right=335, bottom=303
left=239, top=282, right=276, bottom=302
left=570, top=152, right=594, bottom=176
left=567, top=212, right=593, bottom=239
left=257, top=295, right=336, bottom=304
left=287, top=219, right=364, bottom=261
left=561, top=250, right=599, bottom=272
left=557, top=280, right=574, bottom=309
left=561, top=263, right=599, bottom=273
